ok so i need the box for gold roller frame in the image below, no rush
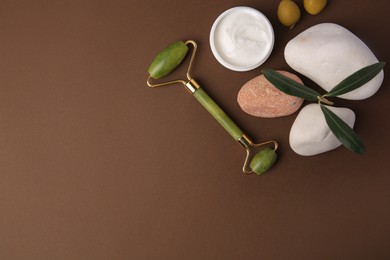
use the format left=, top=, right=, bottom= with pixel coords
left=147, top=40, right=278, bottom=174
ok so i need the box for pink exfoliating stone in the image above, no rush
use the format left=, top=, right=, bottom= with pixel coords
left=237, top=71, right=304, bottom=118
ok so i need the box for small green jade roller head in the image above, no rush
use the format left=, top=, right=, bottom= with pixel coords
left=147, top=40, right=278, bottom=175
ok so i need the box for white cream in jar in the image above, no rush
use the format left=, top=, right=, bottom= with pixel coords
left=210, top=7, right=274, bottom=71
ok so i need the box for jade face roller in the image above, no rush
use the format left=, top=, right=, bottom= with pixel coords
left=147, top=40, right=278, bottom=175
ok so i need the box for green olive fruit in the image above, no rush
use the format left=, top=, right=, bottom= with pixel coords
left=303, top=0, right=327, bottom=15
left=148, top=41, right=189, bottom=79
left=250, top=147, right=278, bottom=175
left=277, top=0, right=301, bottom=28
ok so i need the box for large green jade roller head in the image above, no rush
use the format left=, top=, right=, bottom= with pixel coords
left=147, top=40, right=278, bottom=175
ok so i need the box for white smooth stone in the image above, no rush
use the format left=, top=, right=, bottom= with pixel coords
left=285, top=23, right=384, bottom=100
left=289, top=103, right=356, bottom=156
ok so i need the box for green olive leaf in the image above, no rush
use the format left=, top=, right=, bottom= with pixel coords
left=325, top=62, right=385, bottom=97
left=320, top=105, right=365, bottom=154
left=262, top=68, right=320, bottom=101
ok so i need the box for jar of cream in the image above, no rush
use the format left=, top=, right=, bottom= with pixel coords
left=210, top=6, right=274, bottom=71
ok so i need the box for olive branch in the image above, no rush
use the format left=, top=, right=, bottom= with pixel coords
left=262, top=62, right=385, bottom=154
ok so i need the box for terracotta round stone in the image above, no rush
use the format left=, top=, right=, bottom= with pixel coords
left=237, top=70, right=304, bottom=118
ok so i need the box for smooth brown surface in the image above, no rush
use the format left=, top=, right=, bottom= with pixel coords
left=0, top=1, right=389, bottom=259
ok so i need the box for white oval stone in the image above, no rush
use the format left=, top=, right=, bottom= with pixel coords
left=289, top=103, right=356, bottom=156
left=285, top=23, right=384, bottom=100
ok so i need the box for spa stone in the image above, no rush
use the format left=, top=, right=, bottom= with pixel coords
left=285, top=23, right=384, bottom=100
left=289, top=103, right=356, bottom=156
left=237, top=71, right=304, bottom=118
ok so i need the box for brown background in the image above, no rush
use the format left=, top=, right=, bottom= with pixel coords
left=1, top=0, right=389, bottom=259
